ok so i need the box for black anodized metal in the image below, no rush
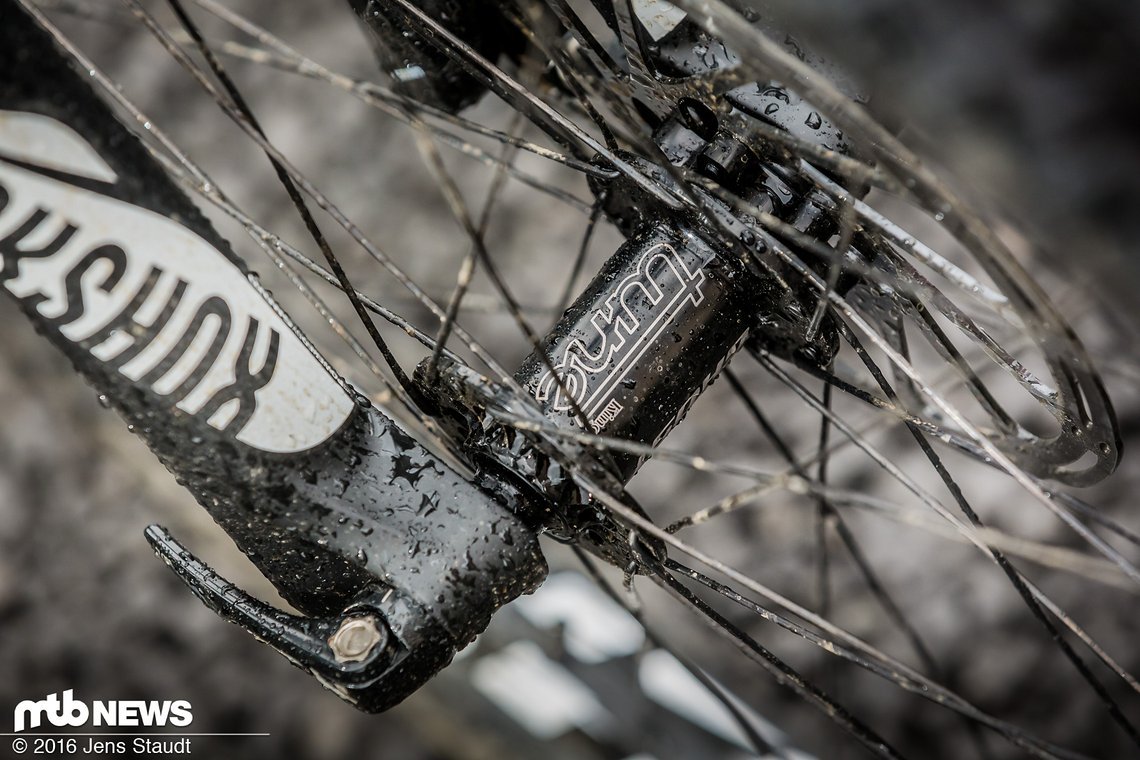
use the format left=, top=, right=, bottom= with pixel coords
left=0, top=2, right=546, bottom=711
left=516, top=221, right=755, bottom=480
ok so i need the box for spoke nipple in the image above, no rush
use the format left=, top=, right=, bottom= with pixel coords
left=786, top=474, right=810, bottom=495
left=328, top=614, right=385, bottom=663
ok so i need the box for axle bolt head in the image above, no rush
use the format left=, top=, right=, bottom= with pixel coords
left=328, top=614, right=385, bottom=663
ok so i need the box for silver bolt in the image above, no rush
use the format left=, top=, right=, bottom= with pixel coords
left=328, top=615, right=384, bottom=663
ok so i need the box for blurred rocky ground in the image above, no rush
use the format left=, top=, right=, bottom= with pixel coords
left=1, top=1, right=1138, bottom=758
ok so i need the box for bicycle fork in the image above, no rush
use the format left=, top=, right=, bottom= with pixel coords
left=1, top=0, right=839, bottom=710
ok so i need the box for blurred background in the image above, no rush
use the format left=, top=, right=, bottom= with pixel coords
left=1, top=1, right=1138, bottom=758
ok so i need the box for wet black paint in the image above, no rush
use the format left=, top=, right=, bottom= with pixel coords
left=1, top=3, right=547, bottom=712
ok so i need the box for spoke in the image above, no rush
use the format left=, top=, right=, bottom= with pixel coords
left=775, top=320, right=1072, bottom=480
left=728, top=111, right=892, bottom=190
left=383, top=0, right=682, bottom=210
left=561, top=458, right=1093, bottom=760
left=813, top=382, right=833, bottom=619
left=542, top=0, right=627, bottom=84
left=23, top=1, right=453, bottom=418
left=727, top=371, right=947, bottom=678
left=904, top=295, right=1017, bottom=430
left=662, top=561, right=1087, bottom=760
left=488, top=407, right=787, bottom=483
left=506, top=6, right=622, bottom=151
left=494, top=363, right=1128, bottom=589
left=743, top=202, right=1140, bottom=586
left=572, top=547, right=786, bottom=758
left=407, top=116, right=600, bottom=434
left=510, top=0, right=663, bottom=157
left=553, top=201, right=602, bottom=318
left=801, top=163, right=1014, bottom=321
left=759, top=355, right=971, bottom=535
left=425, top=111, right=525, bottom=381
left=651, top=567, right=908, bottom=760
left=1056, top=491, right=1140, bottom=549
left=193, top=0, right=612, bottom=176
left=34, top=1, right=1137, bottom=752
left=843, top=321, right=1140, bottom=741
left=181, top=2, right=600, bottom=216
left=501, top=392, right=1135, bottom=588
left=153, top=0, right=424, bottom=410
left=100, top=0, right=515, bottom=390
left=806, top=199, right=855, bottom=342
left=809, top=486, right=1136, bottom=590
left=665, top=480, right=784, bottom=534
left=35, top=0, right=559, bottom=436
left=866, top=233, right=1053, bottom=423
left=763, top=345, right=1140, bottom=602
left=683, top=168, right=1023, bottom=338
left=1026, top=579, right=1140, bottom=695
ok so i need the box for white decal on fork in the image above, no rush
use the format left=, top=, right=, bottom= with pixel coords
left=0, top=111, right=353, bottom=453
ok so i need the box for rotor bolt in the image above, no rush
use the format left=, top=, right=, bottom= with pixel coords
left=328, top=614, right=385, bottom=663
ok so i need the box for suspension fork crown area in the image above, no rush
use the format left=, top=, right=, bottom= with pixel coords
left=1, top=3, right=546, bottom=712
